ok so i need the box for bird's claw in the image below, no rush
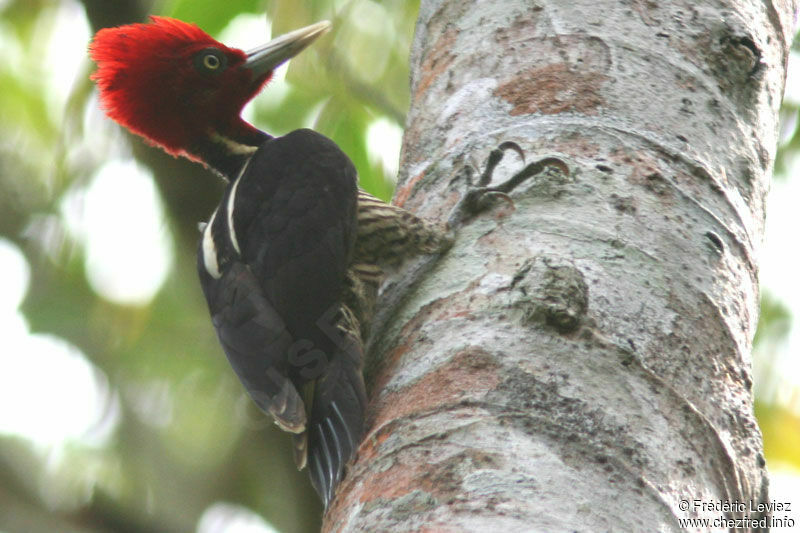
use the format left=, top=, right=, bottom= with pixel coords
left=446, top=187, right=485, bottom=229
left=477, top=141, right=526, bottom=187
left=463, top=187, right=513, bottom=213
left=447, top=142, right=568, bottom=230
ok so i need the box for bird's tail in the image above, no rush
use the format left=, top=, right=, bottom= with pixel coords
left=293, top=309, right=366, bottom=507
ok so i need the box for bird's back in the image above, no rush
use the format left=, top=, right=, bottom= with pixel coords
left=197, top=128, right=365, bottom=504
left=235, top=129, right=358, bottom=354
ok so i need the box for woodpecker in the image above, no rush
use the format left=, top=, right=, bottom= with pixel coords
left=89, top=15, right=458, bottom=507
left=89, top=15, right=564, bottom=507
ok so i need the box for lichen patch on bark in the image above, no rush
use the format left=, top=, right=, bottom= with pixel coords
left=414, top=27, right=457, bottom=103
left=512, top=258, right=589, bottom=333
left=394, top=170, right=426, bottom=208
left=417, top=449, right=501, bottom=499
left=372, top=349, right=500, bottom=431
left=494, top=64, right=608, bottom=116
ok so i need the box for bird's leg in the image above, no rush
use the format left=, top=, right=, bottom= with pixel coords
left=346, top=192, right=454, bottom=342
left=341, top=264, right=382, bottom=340
left=447, top=142, right=569, bottom=229
left=353, top=190, right=454, bottom=268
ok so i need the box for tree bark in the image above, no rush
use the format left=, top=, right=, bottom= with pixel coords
left=326, top=0, right=795, bottom=531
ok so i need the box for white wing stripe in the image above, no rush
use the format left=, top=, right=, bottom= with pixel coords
left=202, top=209, right=221, bottom=279
left=226, top=158, right=250, bottom=256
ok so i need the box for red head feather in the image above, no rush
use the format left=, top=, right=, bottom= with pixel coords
left=89, top=16, right=269, bottom=161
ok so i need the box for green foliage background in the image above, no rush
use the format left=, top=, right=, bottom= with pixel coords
left=0, top=0, right=796, bottom=531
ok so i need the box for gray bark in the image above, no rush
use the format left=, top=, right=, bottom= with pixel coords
left=325, top=0, right=795, bottom=531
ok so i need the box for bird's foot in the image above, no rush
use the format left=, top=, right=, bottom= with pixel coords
left=446, top=142, right=568, bottom=229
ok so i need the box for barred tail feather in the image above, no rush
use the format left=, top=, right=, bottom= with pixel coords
left=303, top=339, right=366, bottom=507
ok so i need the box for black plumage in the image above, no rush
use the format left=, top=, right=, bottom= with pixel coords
left=197, top=129, right=366, bottom=504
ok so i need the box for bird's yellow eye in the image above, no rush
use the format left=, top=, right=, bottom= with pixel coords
left=194, top=48, right=227, bottom=75
left=203, top=54, right=220, bottom=70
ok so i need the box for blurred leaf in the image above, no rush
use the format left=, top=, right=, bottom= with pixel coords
left=268, top=0, right=315, bottom=35
left=754, top=291, right=792, bottom=348
left=163, top=0, right=266, bottom=36
left=314, top=96, right=393, bottom=199
left=254, top=84, right=324, bottom=135
left=755, top=401, right=800, bottom=470
left=0, top=0, right=49, bottom=43
left=0, top=73, right=57, bottom=144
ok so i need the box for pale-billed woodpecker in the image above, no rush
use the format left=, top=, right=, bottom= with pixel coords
left=88, top=16, right=449, bottom=506
left=89, top=15, right=564, bottom=507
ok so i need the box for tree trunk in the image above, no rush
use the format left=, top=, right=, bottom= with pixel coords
left=326, top=0, right=795, bottom=530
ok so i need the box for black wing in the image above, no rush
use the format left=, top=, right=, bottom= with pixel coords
left=197, top=128, right=365, bottom=505
left=234, top=129, right=358, bottom=354
left=198, top=258, right=307, bottom=432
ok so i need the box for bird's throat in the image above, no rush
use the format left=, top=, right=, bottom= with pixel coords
left=192, top=122, right=270, bottom=180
